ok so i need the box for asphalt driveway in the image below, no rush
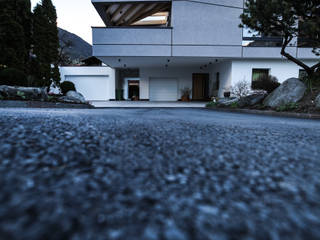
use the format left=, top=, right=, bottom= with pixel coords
left=0, top=108, right=319, bottom=240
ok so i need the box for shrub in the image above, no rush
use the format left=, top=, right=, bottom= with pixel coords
left=252, top=75, right=280, bottom=94
left=60, top=81, right=76, bottom=95
left=206, top=101, right=218, bottom=108
left=231, top=79, right=250, bottom=98
left=276, top=102, right=299, bottom=112
left=0, top=68, right=28, bottom=87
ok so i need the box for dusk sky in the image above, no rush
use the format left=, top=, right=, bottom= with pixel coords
left=31, top=0, right=104, bottom=44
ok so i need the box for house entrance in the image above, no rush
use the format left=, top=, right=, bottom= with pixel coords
left=192, top=73, right=209, bottom=100
left=128, top=80, right=140, bottom=100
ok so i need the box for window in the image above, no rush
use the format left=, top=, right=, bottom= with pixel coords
left=216, top=72, right=220, bottom=90
left=252, top=69, right=269, bottom=82
left=299, top=69, right=307, bottom=80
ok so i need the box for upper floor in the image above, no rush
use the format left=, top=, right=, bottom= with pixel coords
left=91, top=0, right=317, bottom=59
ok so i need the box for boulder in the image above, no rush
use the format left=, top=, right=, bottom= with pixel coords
left=59, top=91, right=86, bottom=104
left=217, top=97, right=239, bottom=107
left=263, top=78, right=306, bottom=108
left=315, top=94, right=320, bottom=109
left=238, top=93, right=267, bottom=108
left=0, top=85, right=48, bottom=101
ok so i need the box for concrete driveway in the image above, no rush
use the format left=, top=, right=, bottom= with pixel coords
left=0, top=108, right=319, bottom=239
left=90, top=101, right=207, bottom=108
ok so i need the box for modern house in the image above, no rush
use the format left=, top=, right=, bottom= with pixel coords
left=91, top=0, right=318, bottom=101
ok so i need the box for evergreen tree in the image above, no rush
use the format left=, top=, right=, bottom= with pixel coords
left=240, top=0, right=320, bottom=79
left=33, top=0, right=60, bottom=87
left=0, top=0, right=31, bottom=73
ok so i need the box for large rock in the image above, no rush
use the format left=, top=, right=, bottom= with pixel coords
left=315, top=94, right=320, bottom=109
left=263, top=78, right=306, bottom=108
left=59, top=91, right=86, bottom=104
left=217, top=98, right=239, bottom=107
left=238, top=93, right=267, bottom=108
left=0, top=85, right=48, bottom=101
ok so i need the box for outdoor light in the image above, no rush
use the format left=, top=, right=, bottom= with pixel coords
left=118, top=59, right=121, bottom=62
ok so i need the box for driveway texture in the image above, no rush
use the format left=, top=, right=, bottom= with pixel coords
left=0, top=108, right=319, bottom=240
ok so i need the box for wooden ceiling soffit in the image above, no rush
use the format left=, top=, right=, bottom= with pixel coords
left=115, top=4, right=145, bottom=26
left=105, top=2, right=170, bottom=26
left=127, top=3, right=170, bottom=26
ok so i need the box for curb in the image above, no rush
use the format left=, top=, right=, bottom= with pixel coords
left=0, top=100, right=94, bottom=109
left=206, top=107, right=320, bottom=120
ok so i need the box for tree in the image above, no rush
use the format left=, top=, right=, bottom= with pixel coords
left=240, top=0, right=320, bottom=79
left=0, top=0, right=32, bottom=73
left=32, top=0, right=60, bottom=87
left=58, top=31, right=73, bottom=66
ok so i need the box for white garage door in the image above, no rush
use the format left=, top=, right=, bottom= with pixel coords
left=149, top=78, right=178, bottom=101
left=65, top=76, right=109, bottom=101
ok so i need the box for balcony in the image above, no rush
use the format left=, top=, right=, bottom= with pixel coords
left=92, top=27, right=172, bottom=57
left=92, top=0, right=171, bottom=27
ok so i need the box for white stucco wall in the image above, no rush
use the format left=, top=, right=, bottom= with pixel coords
left=231, top=59, right=319, bottom=86
left=140, top=66, right=211, bottom=100
left=60, top=66, right=116, bottom=101
left=210, top=61, right=233, bottom=98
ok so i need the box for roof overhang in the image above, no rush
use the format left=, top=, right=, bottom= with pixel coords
left=92, top=0, right=171, bottom=26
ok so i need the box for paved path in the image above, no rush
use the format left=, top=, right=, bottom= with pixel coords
left=0, top=108, right=319, bottom=240
left=90, top=101, right=207, bottom=108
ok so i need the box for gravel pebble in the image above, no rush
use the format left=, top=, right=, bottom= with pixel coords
left=0, top=108, right=319, bottom=240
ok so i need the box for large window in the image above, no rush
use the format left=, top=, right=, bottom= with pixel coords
left=252, top=69, right=269, bottom=82
left=299, top=69, right=307, bottom=80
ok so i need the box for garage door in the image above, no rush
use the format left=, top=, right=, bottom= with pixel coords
left=65, top=76, right=109, bottom=101
left=149, top=78, right=178, bottom=101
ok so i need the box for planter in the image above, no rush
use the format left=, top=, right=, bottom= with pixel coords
left=132, top=96, right=139, bottom=101
left=181, top=95, right=190, bottom=102
left=224, top=92, right=231, bottom=98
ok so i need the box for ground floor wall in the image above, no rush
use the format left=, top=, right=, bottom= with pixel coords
left=211, top=59, right=318, bottom=98
left=140, top=66, right=211, bottom=100
left=60, top=67, right=116, bottom=101
left=133, top=59, right=318, bottom=100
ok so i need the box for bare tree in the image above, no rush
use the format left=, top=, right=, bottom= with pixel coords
left=231, top=79, right=251, bottom=98
left=58, top=32, right=73, bottom=66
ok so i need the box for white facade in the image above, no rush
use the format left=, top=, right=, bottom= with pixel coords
left=89, top=0, right=319, bottom=102
left=60, top=67, right=115, bottom=101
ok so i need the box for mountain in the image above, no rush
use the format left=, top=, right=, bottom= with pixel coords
left=58, top=28, right=92, bottom=64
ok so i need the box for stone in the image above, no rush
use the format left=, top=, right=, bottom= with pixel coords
left=0, top=85, right=48, bottom=101
left=217, top=98, right=239, bottom=107
left=238, top=93, right=267, bottom=108
left=59, top=91, right=86, bottom=104
left=315, top=94, right=320, bottom=109
left=263, top=78, right=306, bottom=108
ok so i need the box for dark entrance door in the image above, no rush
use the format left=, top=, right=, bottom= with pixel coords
left=192, top=73, right=209, bottom=100
left=128, top=80, right=140, bottom=100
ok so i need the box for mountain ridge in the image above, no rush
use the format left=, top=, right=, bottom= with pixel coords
left=58, top=28, right=92, bottom=64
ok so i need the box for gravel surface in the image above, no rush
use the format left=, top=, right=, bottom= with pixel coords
left=0, top=108, right=320, bottom=240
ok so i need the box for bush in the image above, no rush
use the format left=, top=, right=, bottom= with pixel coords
left=206, top=101, right=218, bottom=108
left=252, top=75, right=280, bottom=94
left=231, top=79, right=250, bottom=98
left=60, top=81, right=76, bottom=95
left=0, top=68, right=28, bottom=87
left=276, top=102, right=299, bottom=112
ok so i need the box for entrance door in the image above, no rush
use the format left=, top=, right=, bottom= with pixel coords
left=128, top=80, right=140, bottom=100
left=192, top=73, right=209, bottom=100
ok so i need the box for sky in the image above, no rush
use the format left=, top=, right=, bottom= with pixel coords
left=31, top=0, right=105, bottom=44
